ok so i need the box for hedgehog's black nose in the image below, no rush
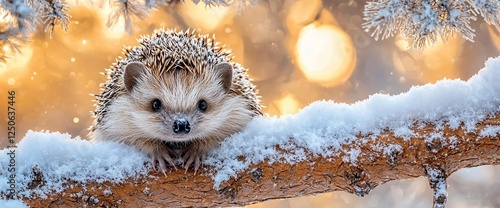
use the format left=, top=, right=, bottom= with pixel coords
left=173, top=119, right=190, bottom=134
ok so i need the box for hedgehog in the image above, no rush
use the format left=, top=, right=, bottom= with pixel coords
left=89, top=29, right=261, bottom=174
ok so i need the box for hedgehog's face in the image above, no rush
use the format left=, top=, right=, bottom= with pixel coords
left=121, top=61, right=244, bottom=142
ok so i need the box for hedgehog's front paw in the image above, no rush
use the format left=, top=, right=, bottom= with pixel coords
left=181, top=145, right=206, bottom=174
left=150, top=146, right=178, bottom=176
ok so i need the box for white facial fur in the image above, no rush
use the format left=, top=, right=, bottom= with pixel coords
left=93, top=63, right=255, bottom=148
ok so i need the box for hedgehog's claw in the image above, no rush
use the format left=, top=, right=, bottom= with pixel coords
left=182, top=148, right=206, bottom=174
left=151, top=157, right=157, bottom=171
left=158, top=157, right=167, bottom=174
left=150, top=146, right=178, bottom=176
left=164, top=155, right=177, bottom=171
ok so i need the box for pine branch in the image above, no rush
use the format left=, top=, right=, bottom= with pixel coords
left=105, top=0, right=149, bottom=35
left=0, top=0, right=70, bottom=62
left=363, top=0, right=500, bottom=49
left=38, top=0, right=71, bottom=38
left=0, top=0, right=36, bottom=62
left=469, top=0, right=500, bottom=27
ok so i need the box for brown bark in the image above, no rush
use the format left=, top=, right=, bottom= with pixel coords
left=22, top=114, right=500, bottom=207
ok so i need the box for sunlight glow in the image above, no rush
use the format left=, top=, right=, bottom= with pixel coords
left=276, top=94, right=300, bottom=115
left=0, top=46, right=33, bottom=75
left=393, top=36, right=460, bottom=83
left=97, top=4, right=127, bottom=39
left=8, top=78, right=16, bottom=85
left=487, top=26, right=500, bottom=53
left=287, top=0, right=322, bottom=27
left=295, top=24, right=356, bottom=87
left=180, top=1, right=232, bottom=32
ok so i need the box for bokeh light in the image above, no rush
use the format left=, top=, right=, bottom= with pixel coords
left=180, top=1, right=233, bottom=32
left=286, top=0, right=322, bottom=32
left=0, top=45, right=33, bottom=76
left=275, top=94, right=300, bottom=115
left=96, top=4, right=127, bottom=39
left=295, top=24, right=356, bottom=87
left=487, top=25, right=500, bottom=52
left=393, top=36, right=461, bottom=84
left=8, top=77, right=15, bottom=85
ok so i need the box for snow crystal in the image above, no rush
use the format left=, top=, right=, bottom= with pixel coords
left=342, top=148, right=362, bottom=166
left=426, top=167, right=447, bottom=198
left=448, top=136, right=458, bottom=149
left=393, top=126, right=415, bottom=141
left=143, top=187, right=150, bottom=195
left=479, top=125, right=500, bottom=138
left=384, top=144, right=403, bottom=157
left=1, top=56, right=499, bottom=195
left=424, top=132, right=444, bottom=144
left=103, top=188, right=112, bottom=196
left=0, top=131, right=149, bottom=198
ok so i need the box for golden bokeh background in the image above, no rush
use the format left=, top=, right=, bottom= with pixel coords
left=1, top=0, right=499, bottom=207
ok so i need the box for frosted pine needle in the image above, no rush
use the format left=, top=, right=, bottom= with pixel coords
left=363, top=0, right=499, bottom=49
left=0, top=0, right=36, bottom=61
left=469, top=0, right=500, bottom=27
left=106, top=0, right=149, bottom=35
left=40, top=0, right=72, bottom=38
left=0, top=0, right=70, bottom=61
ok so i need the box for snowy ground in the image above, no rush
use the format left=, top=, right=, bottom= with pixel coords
left=0, top=57, right=499, bottom=205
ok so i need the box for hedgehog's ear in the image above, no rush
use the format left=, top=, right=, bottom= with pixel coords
left=123, top=61, right=147, bottom=92
left=215, top=62, right=233, bottom=93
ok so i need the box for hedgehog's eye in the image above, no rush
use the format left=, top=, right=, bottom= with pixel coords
left=151, top=99, right=162, bottom=112
left=198, top=100, right=207, bottom=112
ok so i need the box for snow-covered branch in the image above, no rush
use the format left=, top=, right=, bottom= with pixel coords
left=3, top=113, right=499, bottom=207
left=37, top=0, right=71, bottom=37
left=363, top=0, right=500, bottom=49
left=1, top=56, right=499, bottom=207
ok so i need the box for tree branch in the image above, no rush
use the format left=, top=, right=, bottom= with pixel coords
left=23, top=113, right=499, bottom=207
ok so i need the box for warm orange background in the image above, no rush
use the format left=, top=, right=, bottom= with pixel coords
left=0, top=0, right=499, bottom=207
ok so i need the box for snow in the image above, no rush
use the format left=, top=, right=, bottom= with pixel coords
left=393, top=126, right=415, bottom=141
left=342, top=148, right=362, bottom=166
left=384, top=144, right=403, bottom=157
left=0, top=131, right=150, bottom=198
left=208, top=56, right=500, bottom=188
left=1, top=56, right=499, bottom=197
left=0, top=200, right=28, bottom=208
left=426, top=167, right=447, bottom=207
left=479, top=125, right=500, bottom=138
